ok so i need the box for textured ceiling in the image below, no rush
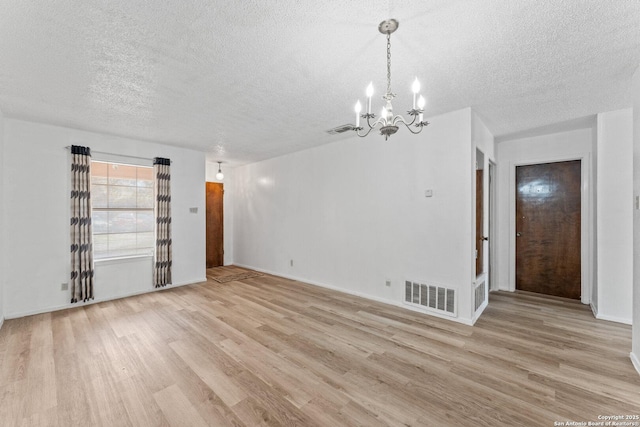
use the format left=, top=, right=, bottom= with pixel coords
left=0, top=1, right=639, bottom=165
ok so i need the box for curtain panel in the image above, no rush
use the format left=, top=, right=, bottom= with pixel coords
left=70, top=145, right=94, bottom=303
left=153, top=157, right=172, bottom=287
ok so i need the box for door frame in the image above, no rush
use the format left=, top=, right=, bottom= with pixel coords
left=473, top=148, right=491, bottom=321
left=508, top=153, right=592, bottom=304
left=488, top=160, right=497, bottom=291
left=475, top=152, right=485, bottom=278
left=206, top=181, right=225, bottom=268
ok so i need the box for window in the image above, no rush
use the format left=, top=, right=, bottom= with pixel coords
left=91, top=161, right=155, bottom=259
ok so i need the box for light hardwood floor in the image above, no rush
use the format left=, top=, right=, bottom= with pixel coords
left=1, top=266, right=639, bottom=426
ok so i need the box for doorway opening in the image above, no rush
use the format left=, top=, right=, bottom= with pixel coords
left=206, top=182, right=224, bottom=268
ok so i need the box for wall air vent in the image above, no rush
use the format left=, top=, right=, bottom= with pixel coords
left=326, top=124, right=355, bottom=135
left=474, top=280, right=486, bottom=312
left=404, top=280, right=457, bottom=317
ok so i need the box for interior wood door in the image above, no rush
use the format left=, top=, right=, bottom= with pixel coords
left=515, top=160, right=581, bottom=299
left=476, top=169, right=484, bottom=276
left=206, top=182, right=224, bottom=268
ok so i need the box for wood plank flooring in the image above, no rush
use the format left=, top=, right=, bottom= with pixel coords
left=1, top=266, right=639, bottom=426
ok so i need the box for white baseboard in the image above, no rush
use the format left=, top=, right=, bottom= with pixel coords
left=233, top=263, right=474, bottom=326
left=595, top=312, right=632, bottom=325
left=5, top=277, right=207, bottom=320
left=631, top=352, right=640, bottom=377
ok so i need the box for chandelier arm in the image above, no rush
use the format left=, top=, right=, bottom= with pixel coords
left=355, top=126, right=376, bottom=138
left=392, top=114, right=417, bottom=127
left=355, top=114, right=389, bottom=137
left=365, top=114, right=383, bottom=129
left=373, top=118, right=388, bottom=128
left=401, top=118, right=429, bottom=135
left=365, top=114, right=389, bottom=130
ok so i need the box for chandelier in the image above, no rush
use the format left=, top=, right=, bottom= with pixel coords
left=353, top=19, right=429, bottom=140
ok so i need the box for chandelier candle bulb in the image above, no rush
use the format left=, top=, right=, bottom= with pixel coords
left=418, top=95, right=426, bottom=122
left=355, top=100, right=362, bottom=127
left=366, top=82, right=374, bottom=114
left=412, top=78, right=420, bottom=109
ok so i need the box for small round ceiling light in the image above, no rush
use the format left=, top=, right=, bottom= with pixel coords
left=216, top=161, right=224, bottom=180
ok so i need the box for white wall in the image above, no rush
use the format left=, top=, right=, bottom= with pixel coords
left=632, top=66, right=640, bottom=374
left=3, top=119, right=206, bottom=318
left=495, top=127, right=595, bottom=305
left=233, top=108, right=480, bottom=324
left=205, top=162, right=234, bottom=266
left=596, top=109, right=633, bottom=324
left=0, top=109, right=5, bottom=329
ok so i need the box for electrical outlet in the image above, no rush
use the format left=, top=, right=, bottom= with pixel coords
left=385, top=280, right=391, bottom=287
left=290, top=259, right=294, bottom=267
left=61, top=283, right=68, bottom=291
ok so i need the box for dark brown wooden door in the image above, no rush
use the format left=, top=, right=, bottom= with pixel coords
left=206, top=182, right=224, bottom=268
left=476, top=169, right=484, bottom=276
left=515, top=161, right=581, bottom=299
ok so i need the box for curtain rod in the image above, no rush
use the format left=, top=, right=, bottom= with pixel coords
left=64, top=146, right=172, bottom=163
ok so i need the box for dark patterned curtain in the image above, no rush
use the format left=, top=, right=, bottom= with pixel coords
left=154, top=157, right=172, bottom=287
left=70, top=145, right=94, bottom=303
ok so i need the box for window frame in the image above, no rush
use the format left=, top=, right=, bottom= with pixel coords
left=90, top=160, right=155, bottom=260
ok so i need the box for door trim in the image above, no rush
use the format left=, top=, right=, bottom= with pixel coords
left=206, top=181, right=224, bottom=268
left=508, top=153, right=592, bottom=304
left=488, top=160, right=497, bottom=291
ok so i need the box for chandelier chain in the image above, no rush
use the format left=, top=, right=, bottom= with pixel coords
left=386, top=32, right=392, bottom=95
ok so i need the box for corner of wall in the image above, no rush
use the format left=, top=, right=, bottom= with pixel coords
left=596, top=109, right=634, bottom=322
left=591, top=117, right=599, bottom=313
left=470, top=109, right=496, bottom=319
left=632, top=65, right=640, bottom=366
left=471, top=110, right=496, bottom=160
left=0, top=109, right=5, bottom=328
left=631, top=351, right=640, bottom=376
